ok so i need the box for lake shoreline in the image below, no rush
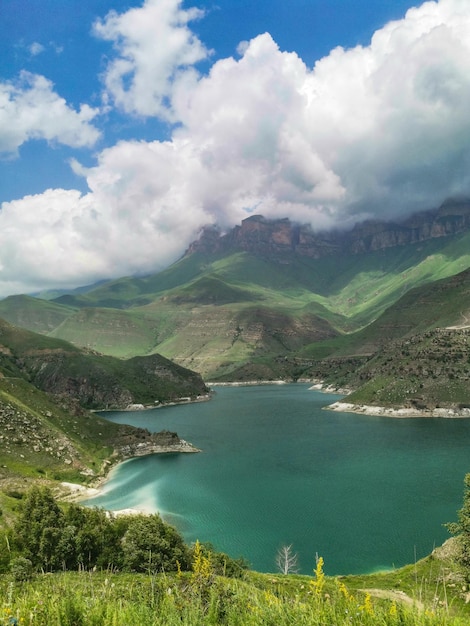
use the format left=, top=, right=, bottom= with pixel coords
left=60, top=478, right=153, bottom=516
left=326, top=401, right=470, bottom=419
left=60, top=438, right=200, bottom=511
left=207, top=380, right=288, bottom=387
left=59, top=383, right=470, bottom=575
left=96, top=392, right=212, bottom=413
left=307, top=381, right=470, bottom=418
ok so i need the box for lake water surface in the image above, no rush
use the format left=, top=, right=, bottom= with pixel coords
left=86, top=384, right=470, bottom=575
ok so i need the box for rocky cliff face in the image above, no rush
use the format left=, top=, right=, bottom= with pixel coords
left=186, top=199, right=470, bottom=259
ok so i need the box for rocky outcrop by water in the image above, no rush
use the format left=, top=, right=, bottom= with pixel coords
left=115, top=429, right=200, bottom=458
left=327, top=401, right=470, bottom=419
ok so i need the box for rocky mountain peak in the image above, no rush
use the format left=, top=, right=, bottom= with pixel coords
left=186, top=199, right=470, bottom=259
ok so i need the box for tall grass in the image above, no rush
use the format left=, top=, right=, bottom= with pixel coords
left=1, top=559, right=468, bottom=626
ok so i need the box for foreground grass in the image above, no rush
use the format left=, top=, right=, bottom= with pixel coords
left=1, top=553, right=470, bottom=626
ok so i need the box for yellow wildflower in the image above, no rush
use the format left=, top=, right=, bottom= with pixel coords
left=359, top=592, right=374, bottom=615
left=310, top=556, right=325, bottom=596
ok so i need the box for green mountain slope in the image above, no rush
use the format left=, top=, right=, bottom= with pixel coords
left=2, top=214, right=470, bottom=379
left=332, top=328, right=470, bottom=409
left=300, top=266, right=470, bottom=359
left=48, top=231, right=470, bottom=320
left=0, top=376, right=115, bottom=483
left=45, top=232, right=470, bottom=377
left=0, top=318, right=208, bottom=409
left=0, top=295, right=77, bottom=334
left=0, top=318, right=206, bottom=484
left=0, top=374, right=200, bottom=487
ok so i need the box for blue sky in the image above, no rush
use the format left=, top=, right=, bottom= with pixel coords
left=1, top=0, right=469, bottom=296
left=0, top=0, right=416, bottom=201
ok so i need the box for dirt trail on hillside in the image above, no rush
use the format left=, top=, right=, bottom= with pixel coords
left=361, top=588, right=425, bottom=610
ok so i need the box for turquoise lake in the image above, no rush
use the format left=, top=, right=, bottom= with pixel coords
left=86, top=384, right=470, bottom=576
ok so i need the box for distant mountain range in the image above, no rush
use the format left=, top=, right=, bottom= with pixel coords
left=1, top=199, right=469, bottom=411
left=186, top=198, right=470, bottom=258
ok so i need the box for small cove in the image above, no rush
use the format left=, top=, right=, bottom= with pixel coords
left=85, top=384, right=470, bottom=575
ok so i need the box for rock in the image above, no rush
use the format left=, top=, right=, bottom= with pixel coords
left=186, top=200, right=470, bottom=260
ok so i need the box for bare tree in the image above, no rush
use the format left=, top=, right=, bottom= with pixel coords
left=275, top=544, right=299, bottom=575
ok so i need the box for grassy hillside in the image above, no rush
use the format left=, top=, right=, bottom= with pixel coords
left=0, top=376, right=114, bottom=485
left=47, top=230, right=470, bottom=317
left=0, top=481, right=469, bottom=623
left=46, top=273, right=343, bottom=369
left=209, top=268, right=470, bottom=388
left=0, top=318, right=208, bottom=409
left=297, top=266, right=470, bottom=360
left=0, top=546, right=469, bottom=625
left=0, top=374, right=203, bottom=490
left=1, top=229, right=470, bottom=379
left=330, top=328, right=470, bottom=409
left=37, top=235, right=467, bottom=376
left=0, top=294, right=77, bottom=334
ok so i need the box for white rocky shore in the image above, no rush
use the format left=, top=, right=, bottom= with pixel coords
left=327, top=401, right=470, bottom=418
left=207, top=380, right=287, bottom=387
left=118, top=393, right=212, bottom=412
left=60, top=482, right=101, bottom=499
left=116, top=438, right=200, bottom=458
left=308, top=382, right=470, bottom=418
left=59, top=483, right=151, bottom=515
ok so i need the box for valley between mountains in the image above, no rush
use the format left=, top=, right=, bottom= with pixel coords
left=0, top=199, right=470, bottom=486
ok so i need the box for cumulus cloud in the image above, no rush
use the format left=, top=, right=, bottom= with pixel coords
left=88, top=0, right=470, bottom=230
left=0, top=181, right=204, bottom=296
left=29, top=42, right=45, bottom=56
left=0, top=72, right=101, bottom=155
left=2, top=0, right=470, bottom=296
left=170, top=33, right=346, bottom=228
left=305, top=0, right=470, bottom=218
left=93, top=0, right=210, bottom=119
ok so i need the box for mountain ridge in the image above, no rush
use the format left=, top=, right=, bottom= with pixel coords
left=0, top=201, right=469, bottom=384
left=186, top=198, right=470, bottom=259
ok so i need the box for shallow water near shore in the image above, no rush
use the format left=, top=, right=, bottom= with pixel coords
left=85, top=384, right=470, bottom=575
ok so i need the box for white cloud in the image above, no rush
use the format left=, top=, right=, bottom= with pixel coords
left=0, top=149, right=211, bottom=296
left=90, top=0, right=470, bottom=229
left=170, top=33, right=346, bottom=228
left=29, top=42, right=45, bottom=56
left=93, top=0, right=210, bottom=119
left=0, top=72, right=101, bottom=156
left=0, top=189, right=103, bottom=294
left=2, top=0, right=470, bottom=296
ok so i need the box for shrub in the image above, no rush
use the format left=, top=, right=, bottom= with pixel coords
left=10, top=556, right=33, bottom=582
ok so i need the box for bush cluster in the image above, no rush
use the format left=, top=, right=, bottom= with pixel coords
left=1, top=486, right=246, bottom=578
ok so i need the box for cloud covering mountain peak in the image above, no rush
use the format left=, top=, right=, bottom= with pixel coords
left=1, top=0, right=470, bottom=296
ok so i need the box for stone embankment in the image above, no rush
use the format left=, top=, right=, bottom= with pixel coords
left=122, top=393, right=211, bottom=411
left=327, top=401, right=470, bottom=418
left=207, top=380, right=287, bottom=387
left=116, top=431, right=200, bottom=458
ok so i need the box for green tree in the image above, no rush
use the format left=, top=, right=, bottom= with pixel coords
left=12, top=486, right=64, bottom=569
left=195, top=542, right=248, bottom=578
left=447, top=473, right=470, bottom=579
left=121, top=514, right=189, bottom=573
left=64, top=504, right=123, bottom=570
left=39, top=526, right=63, bottom=570
left=0, top=529, right=12, bottom=573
